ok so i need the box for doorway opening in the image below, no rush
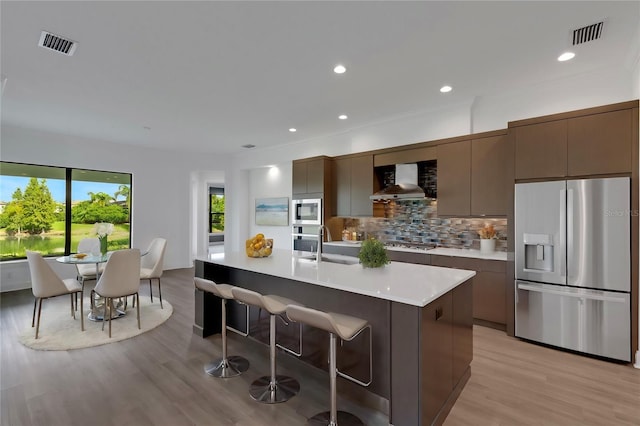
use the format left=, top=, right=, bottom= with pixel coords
left=208, top=186, right=224, bottom=256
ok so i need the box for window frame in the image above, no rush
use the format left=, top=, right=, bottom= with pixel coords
left=0, top=161, right=132, bottom=261
left=209, top=187, right=224, bottom=234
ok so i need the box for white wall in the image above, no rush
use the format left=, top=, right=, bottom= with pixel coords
left=471, top=66, right=635, bottom=133
left=223, top=165, right=250, bottom=254
left=233, top=67, right=636, bottom=170
left=0, top=125, right=226, bottom=291
left=248, top=163, right=293, bottom=251
left=232, top=102, right=474, bottom=171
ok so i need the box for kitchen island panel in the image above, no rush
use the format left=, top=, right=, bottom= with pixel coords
left=421, top=291, right=454, bottom=424
left=390, top=302, right=421, bottom=425
left=195, top=255, right=474, bottom=426
left=197, top=260, right=391, bottom=399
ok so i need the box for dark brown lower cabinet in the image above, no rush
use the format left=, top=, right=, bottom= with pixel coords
left=422, top=292, right=453, bottom=423
left=391, top=278, right=473, bottom=426
left=472, top=270, right=506, bottom=325
left=452, top=280, right=473, bottom=386
left=431, top=255, right=507, bottom=329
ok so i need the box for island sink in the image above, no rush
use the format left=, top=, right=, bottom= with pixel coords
left=297, top=254, right=360, bottom=265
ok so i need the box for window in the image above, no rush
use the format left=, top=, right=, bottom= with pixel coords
left=209, top=187, right=224, bottom=233
left=0, top=162, right=131, bottom=260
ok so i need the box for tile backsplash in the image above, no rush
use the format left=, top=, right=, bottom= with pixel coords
left=342, top=200, right=507, bottom=251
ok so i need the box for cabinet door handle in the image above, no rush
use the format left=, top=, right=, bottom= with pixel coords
left=435, top=306, right=443, bottom=321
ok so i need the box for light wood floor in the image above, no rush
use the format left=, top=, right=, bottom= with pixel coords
left=1, top=268, right=639, bottom=426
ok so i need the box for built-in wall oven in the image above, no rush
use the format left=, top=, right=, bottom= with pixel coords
left=292, top=198, right=322, bottom=253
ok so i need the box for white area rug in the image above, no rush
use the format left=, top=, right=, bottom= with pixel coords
left=18, top=295, right=173, bottom=351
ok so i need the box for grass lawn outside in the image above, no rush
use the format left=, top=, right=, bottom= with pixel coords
left=0, top=222, right=130, bottom=259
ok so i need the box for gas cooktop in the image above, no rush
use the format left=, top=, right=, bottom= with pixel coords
left=384, top=242, right=437, bottom=251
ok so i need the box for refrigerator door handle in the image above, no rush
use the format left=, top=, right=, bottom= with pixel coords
left=517, top=283, right=628, bottom=304
left=559, top=188, right=567, bottom=281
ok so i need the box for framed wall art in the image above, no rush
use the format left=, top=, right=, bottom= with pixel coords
left=255, top=197, right=289, bottom=226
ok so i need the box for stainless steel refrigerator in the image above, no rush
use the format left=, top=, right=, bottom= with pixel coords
left=515, top=177, right=631, bottom=362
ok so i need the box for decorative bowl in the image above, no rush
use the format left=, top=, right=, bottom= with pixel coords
left=245, top=236, right=273, bottom=258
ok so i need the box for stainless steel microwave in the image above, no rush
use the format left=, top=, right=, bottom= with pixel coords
left=292, top=198, right=322, bottom=225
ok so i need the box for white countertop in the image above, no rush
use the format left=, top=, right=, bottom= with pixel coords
left=427, top=247, right=508, bottom=261
left=323, top=241, right=508, bottom=261
left=199, top=249, right=475, bottom=307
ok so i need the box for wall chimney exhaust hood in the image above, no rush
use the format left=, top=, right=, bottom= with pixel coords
left=370, top=163, right=426, bottom=201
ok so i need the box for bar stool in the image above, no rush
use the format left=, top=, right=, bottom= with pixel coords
left=194, top=278, right=250, bottom=378
left=231, top=287, right=302, bottom=404
left=286, top=305, right=372, bottom=426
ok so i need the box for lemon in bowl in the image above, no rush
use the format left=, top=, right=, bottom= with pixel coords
left=245, top=234, right=273, bottom=258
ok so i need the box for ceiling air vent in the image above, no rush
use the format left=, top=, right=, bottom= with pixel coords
left=38, top=31, right=77, bottom=56
left=572, top=21, right=604, bottom=45
left=241, top=144, right=256, bottom=149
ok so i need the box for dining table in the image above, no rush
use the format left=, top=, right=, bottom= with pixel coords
left=56, top=252, right=126, bottom=321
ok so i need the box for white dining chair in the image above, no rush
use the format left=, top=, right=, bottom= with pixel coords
left=93, top=249, right=141, bottom=338
left=74, top=237, right=104, bottom=310
left=140, top=238, right=167, bottom=308
left=26, top=251, right=84, bottom=339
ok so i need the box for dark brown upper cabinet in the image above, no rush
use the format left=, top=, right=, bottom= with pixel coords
left=292, top=156, right=332, bottom=198
left=374, top=146, right=436, bottom=167
left=292, top=160, right=308, bottom=195
left=437, top=141, right=471, bottom=216
left=334, top=154, right=374, bottom=217
left=567, top=109, right=633, bottom=176
left=512, top=101, right=637, bottom=180
left=471, top=135, right=508, bottom=216
left=514, top=120, right=567, bottom=180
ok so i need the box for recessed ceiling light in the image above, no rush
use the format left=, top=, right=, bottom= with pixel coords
left=440, top=85, right=452, bottom=93
left=333, top=64, right=346, bottom=74
left=557, top=52, right=575, bottom=62
left=338, top=115, right=348, bottom=120
left=289, top=128, right=297, bottom=133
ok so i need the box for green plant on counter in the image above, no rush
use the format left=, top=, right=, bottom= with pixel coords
left=358, top=238, right=390, bottom=268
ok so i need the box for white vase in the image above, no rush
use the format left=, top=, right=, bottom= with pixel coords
left=480, top=239, right=495, bottom=254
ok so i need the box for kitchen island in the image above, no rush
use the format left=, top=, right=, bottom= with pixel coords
left=194, top=250, right=475, bottom=426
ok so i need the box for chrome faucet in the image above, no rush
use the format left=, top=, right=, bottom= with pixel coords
left=316, top=225, right=332, bottom=263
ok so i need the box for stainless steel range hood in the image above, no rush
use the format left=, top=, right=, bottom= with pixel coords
left=370, top=163, right=426, bottom=201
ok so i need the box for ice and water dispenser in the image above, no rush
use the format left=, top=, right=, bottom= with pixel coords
left=522, top=234, right=554, bottom=272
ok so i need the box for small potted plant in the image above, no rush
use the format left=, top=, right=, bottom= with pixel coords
left=478, top=224, right=497, bottom=254
left=358, top=238, right=390, bottom=268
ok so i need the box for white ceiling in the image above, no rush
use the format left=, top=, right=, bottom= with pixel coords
left=1, top=1, right=639, bottom=156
